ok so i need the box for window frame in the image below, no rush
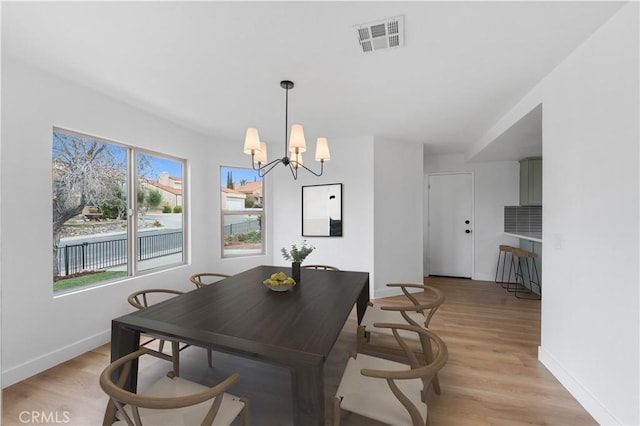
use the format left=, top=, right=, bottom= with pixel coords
left=52, top=127, right=188, bottom=295
left=133, top=148, right=188, bottom=275
left=220, top=166, right=265, bottom=258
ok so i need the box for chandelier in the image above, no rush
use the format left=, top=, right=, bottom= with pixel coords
left=243, top=80, right=330, bottom=179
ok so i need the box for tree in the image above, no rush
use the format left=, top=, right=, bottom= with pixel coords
left=146, top=189, right=162, bottom=211
left=240, top=179, right=248, bottom=187
left=226, top=171, right=234, bottom=189
left=137, top=187, right=147, bottom=206
left=52, top=130, right=126, bottom=276
left=99, top=184, right=127, bottom=219
left=245, top=194, right=256, bottom=208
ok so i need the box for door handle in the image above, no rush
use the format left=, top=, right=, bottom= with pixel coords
left=465, top=229, right=472, bottom=234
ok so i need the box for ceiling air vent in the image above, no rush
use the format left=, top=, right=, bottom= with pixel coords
left=354, top=15, right=404, bottom=54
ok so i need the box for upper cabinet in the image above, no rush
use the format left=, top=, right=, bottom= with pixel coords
left=520, top=157, right=542, bottom=206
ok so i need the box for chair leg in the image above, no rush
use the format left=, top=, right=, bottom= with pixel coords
left=240, top=395, right=250, bottom=426
left=207, top=349, right=213, bottom=368
left=171, top=341, right=180, bottom=377
left=503, top=254, right=516, bottom=291
left=103, top=400, right=117, bottom=426
left=332, top=396, right=341, bottom=426
left=502, top=252, right=511, bottom=284
left=512, top=257, right=529, bottom=295
left=515, top=257, right=541, bottom=300
left=432, top=373, right=441, bottom=395
left=532, top=258, right=542, bottom=294
left=494, top=250, right=503, bottom=283
left=512, top=257, right=523, bottom=294
left=356, top=325, right=368, bottom=352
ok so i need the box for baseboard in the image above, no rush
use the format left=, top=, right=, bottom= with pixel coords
left=472, top=272, right=494, bottom=282
left=1, top=329, right=111, bottom=388
left=538, top=345, right=620, bottom=425
left=426, top=272, right=495, bottom=282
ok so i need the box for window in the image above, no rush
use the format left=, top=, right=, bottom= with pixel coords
left=52, top=128, right=186, bottom=294
left=220, top=166, right=264, bottom=257
left=136, top=152, right=185, bottom=272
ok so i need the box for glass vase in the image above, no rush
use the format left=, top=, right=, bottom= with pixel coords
left=292, top=262, right=301, bottom=283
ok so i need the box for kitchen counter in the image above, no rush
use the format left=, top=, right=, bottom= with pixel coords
left=505, top=232, right=542, bottom=243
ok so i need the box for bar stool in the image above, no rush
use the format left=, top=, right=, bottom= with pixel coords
left=495, top=245, right=517, bottom=285
left=508, top=248, right=541, bottom=300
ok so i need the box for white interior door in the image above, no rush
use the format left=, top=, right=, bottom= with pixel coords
left=428, top=173, right=473, bottom=278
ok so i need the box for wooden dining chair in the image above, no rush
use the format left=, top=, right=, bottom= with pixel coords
left=127, top=289, right=212, bottom=374
left=187, top=273, right=231, bottom=367
left=100, top=348, right=249, bottom=426
left=360, top=284, right=444, bottom=336
left=358, top=284, right=445, bottom=394
left=189, top=272, right=231, bottom=289
left=333, top=323, right=448, bottom=426
left=301, top=264, right=340, bottom=271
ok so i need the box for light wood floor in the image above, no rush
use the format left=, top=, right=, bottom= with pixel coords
left=2, top=277, right=596, bottom=425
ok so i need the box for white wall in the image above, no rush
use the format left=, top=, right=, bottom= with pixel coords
left=0, top=56, right=233, bottom=386
left=467, top=3, right=639, bottom=424
left=423, top=154, right=520, bottom=281
left=270, top=135, right=425, bottom=300
left=270, top=136, right=374, bottom=286
left=373, top=138, right=424, bottom=298
left=539, top=4, right=639, bottom=424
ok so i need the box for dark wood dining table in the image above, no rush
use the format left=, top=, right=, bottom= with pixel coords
left=108, top=265, right=370, bottom=425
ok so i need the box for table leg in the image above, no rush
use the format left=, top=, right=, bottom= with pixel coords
left=103, top=321, right=139, bottom=425
left=290, top=360, right=324, bottom=426
left=356, top=276, right=370, bottom=324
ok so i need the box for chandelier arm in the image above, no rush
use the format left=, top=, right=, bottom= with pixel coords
left=288, top=162, right=299, bottom=180
left=251, top=156, right=278, bottom=172
left=257, top=157, right=282, bottom=171
left=257, top=158, right=284, bottom=177
left=296, top=160, right=324, bottom=177
left=250, top=156, right=260, bottom=171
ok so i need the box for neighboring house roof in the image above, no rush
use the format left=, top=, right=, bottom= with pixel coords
left=221, top=186, right=245, bottom=196
left=237, top=181, right=262, bottom=196
left=148, top=181, right=181, bottom=196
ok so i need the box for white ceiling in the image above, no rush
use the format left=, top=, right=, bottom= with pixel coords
left=1, top=1, right=625, bottom=159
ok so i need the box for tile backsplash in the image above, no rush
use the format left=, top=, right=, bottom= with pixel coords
left=504, top=205, right=542, bottom=233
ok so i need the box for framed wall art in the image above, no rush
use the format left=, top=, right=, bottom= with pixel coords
left=302, top=183, right=342, bottom=237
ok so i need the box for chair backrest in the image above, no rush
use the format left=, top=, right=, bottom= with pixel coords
left=362, top=323, right=448, bottom=424
left=301, top=264, right=340, bottom=271
left=190, top=272, right=231, bottom=288
left=127, top=289, right=184, bottom=310
left=385, top=283, right=445, bottom=328
left=100, top=348, right=239, bottom=425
